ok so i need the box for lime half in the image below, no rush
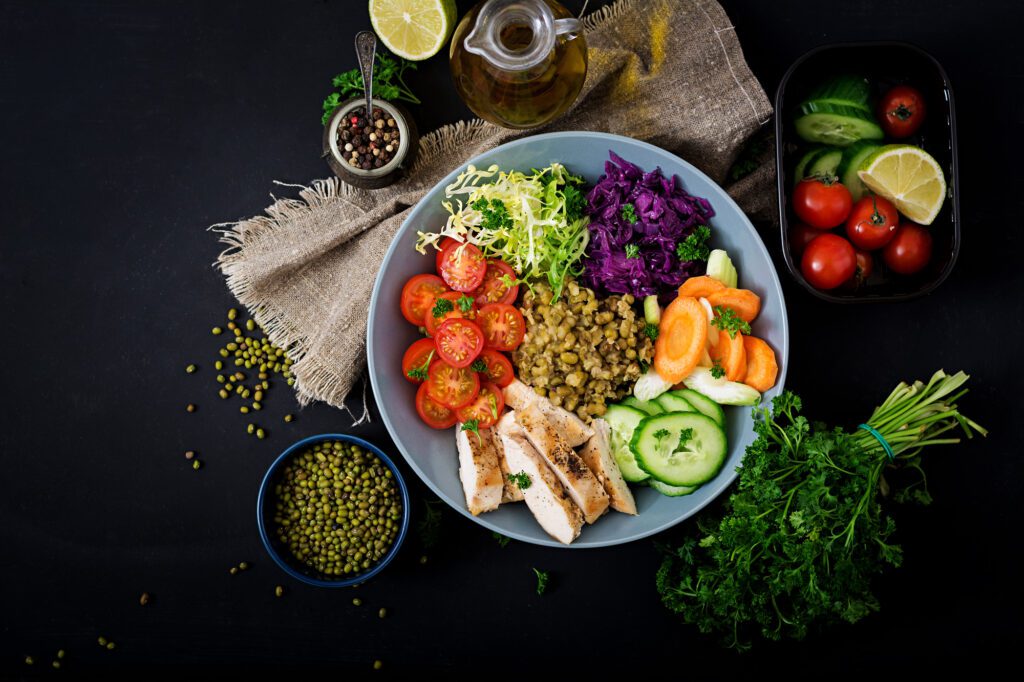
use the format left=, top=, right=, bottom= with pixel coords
left=857, top=144, right=947, bottom=225
left=369, top=0, right=457, bottom=61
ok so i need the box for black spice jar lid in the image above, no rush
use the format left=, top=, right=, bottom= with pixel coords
left=322, top=98, right=419, bottom=190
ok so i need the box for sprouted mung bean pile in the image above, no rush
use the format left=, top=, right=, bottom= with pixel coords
left=272, top=441, right=403, bottom=577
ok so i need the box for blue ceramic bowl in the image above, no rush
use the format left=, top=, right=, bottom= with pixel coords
left=367, top=132, right=789, bottom=548
left=256, top=433, right=410, bottom=587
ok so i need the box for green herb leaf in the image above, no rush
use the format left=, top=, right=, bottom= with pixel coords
left=460, top=419, right=480, bottom=436
left=533, top=567, right=549, bottom=595
left=653, top=428, right=670, bottom=441
left=470, top=359, right=487, bottom=373
left=456, top=294, right=474, bottom=312
left=492, top=531, right=511, bottom=548
left=322, top=52, right=420, bottom=125
left=710, top=360, right=726, bottom=379
left=416, top=499, right=444, bottom=549
left=676, top=225, right=712, bottom=262
left=644, top=323, right=659, bottom=341
left=507, top=471, right=532, bottom=490
left=563, top=184, right=587, bottom=223
left=625, top=244, right=641, bottom=259
left=432, top=297, right=454, bottom=318
left=406, top=349, right=435, bottom=381
left=711, top=305, right=751, bottom=339
left=621, top=203, right=638, bottom=225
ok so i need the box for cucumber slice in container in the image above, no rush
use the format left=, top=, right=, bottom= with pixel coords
left=670, top=389, right=725, bottom=427
left=706, top=249, right=738, bottom=288
left=682, top=367, right=761, bottom=406
left=630, top=412, right=727, bottom=487
left=620, top=396, right=665, bottom=416
left=807, top=148, right=843, bottom=178
left=654, top=393, right=696, bottom=413
left=793, top=147, right=828, bottom=184
left=603, top=404, right=649, bottom=483
left=837, top=140, right=880, bottom=201
left=650, top=479, right=699, bottom=497
left=794, top=102, right=884, bottom=147
left=802, top=74, right=872, bottom=113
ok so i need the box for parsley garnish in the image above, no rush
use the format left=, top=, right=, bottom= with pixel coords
left=563, top=184, right=587, bottom=223
left=460, top=419, right=480, bottom=436
left=533, top=568, right=549, bottom=595
left=405, top=349, right=435, bottom=381
left=639, top=359, right=650, bottom=373
left=456, top=294, right=474, bottom=312
left=710, top=360, right=726, bottom=379
left=676, top=225, right=712, bottom=262
left=676, top=428, right=694, bottom=449
left=322, top=52, right=420, bottom=125
left=711, top=305, right=751, bottom=339
left=645, top=323, right=659, bottom=341
left=653, top=428, right=671, bottom=441
left=473, top=198, right=513, bottom=232
left=621, top=203, right=638, bottom=225
left=470, top=359, right=487, bottom=373
left=507, top=471, right=532, bottom=490
left=431, top=297, right=454, bottom=318
left=625, top=244, right=641, bottom=259
left=416, top=499, right=444, bottom=549
left=492, top=531, right=511, bottom=548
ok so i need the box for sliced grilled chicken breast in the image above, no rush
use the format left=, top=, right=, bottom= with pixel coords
left=456, top=425, right=504, bottom=516
left=502, top=380, right=593, bottom=447
left=578, top=418, right=637, bottom=515
left=489, top=423, right=524, bottom=503
left=499, top=432, right=583, bottom=545
left=495, top=409, right=526, bottom=438
left=516, top=404, right=610, bottom=524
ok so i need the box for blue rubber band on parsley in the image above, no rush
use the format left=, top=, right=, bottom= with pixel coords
left=581, top=151, right=716, bottom=298
left=857, top=423, right=895, bottom=461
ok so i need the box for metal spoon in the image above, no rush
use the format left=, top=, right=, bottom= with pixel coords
left=355, top=31, right=376, bottom=121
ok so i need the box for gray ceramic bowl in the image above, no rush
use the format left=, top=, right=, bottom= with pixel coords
left=367, top=132, right=789, bottom=548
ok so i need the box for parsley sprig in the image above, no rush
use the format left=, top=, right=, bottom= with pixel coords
left=625, top=244, right=641, bottom=259
left=676, top=225, right=712, bottom=262
left=471, top=198, right=513, bottom=232
left=322, top=52, right=420, bottom=125
left=507, top=471, right=532, bottom=490
left=405, top=349, right=434, bottom=381
left=431, top=297, right=454, bottom=318
left=533, top=568, right=549, bottom=596
left=711, top=305, right=751, bottom=338
left=621, top=203, right=639, bottom=225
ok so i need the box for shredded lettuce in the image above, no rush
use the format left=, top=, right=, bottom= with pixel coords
left=415, top=163, right=590, bottom=300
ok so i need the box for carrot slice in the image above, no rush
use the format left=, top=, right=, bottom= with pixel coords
left=706, top=287, right=761, bottom=323
left=678, top=276, right=726, bottom=299
left=709, top=329, right=747, bottom=382
left=654, top=296, right=708, bottom=383
left=742, top=336, right=778, bottom=392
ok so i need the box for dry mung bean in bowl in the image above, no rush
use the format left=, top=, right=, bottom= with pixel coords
left=257, top=434, right=410, bottom=587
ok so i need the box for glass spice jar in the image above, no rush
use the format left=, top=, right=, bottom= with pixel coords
left=322, top=98, right=419, bottom=189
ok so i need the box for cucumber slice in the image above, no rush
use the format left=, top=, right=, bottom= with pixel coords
left=793, top=147, right=828, bottom=184
left=807, top=148, right=843, bottom=178
left=706, top=249, right=738, bottom=288
left=794, top=103, right=884, bottom=146
left=603, top=404, right=649, bottom=483
left=682, top=367, right=761, bottom=406
left=654, top=393, right=696, bottom=413
left=620, top=396, right=665, bottom=416
left=837, top=140, right=880, bottom=201
left=650, top=479, right=699, bottom=497
left=630, top=412, right=728, bottom=486
left=803, top=74, right=871, bottom=113
left=643, top=295, right=661, bottom=325
left=670, top=389, right=725, bottom=427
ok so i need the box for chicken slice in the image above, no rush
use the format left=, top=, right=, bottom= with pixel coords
left=495, top=409, right=525, bottom=438
left=456, top=425, right=504, bottom=516
left=502, top=380, right=594, bottom=447
left=499, top=432, right=583, bottom=545
left=578, top=418, right=638, bottom=515
left=489, top=422, right=524, bottom=503
left=516, top=404, right=610, bottom=524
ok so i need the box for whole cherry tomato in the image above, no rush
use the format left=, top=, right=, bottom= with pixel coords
left=788, top=222, right=821, bottom=259
left=883, top=223, right=932, bottom=275
left=878, top=85, right=927, bottom=139
left=793, top=177, right=853, bottom=229
left=842, top=248, right=874, bottom=291
left=801, top=234, right=856, bottom=290
left=846, top=196, right=899, bottom=251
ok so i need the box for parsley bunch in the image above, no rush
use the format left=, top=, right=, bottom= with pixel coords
left=322, top=52, right=420, bottom=125
left=656, top=370, right=986, bottom=651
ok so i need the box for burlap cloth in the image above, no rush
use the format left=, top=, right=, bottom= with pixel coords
left=215, top=0, right=775, bottom=413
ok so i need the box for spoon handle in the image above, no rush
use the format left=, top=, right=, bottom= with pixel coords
left=355, top=31, right=377, bottom=119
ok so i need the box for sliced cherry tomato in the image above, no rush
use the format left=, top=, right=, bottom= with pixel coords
left=400, top=274, right=448, bottom=327
left=438, top=242, right=487, bottom=292
left=475, top=349, right=515, bottom=388
left=415, top=382, right=457, bottom=429
left=424, top=291, right=476, bottom=336
left=883, top=223, right=932, bottom=275
left=471, top=259, right=519, bottom=306
left=788, top=222, right=821, bottom=259
left=401, top=338, right=437, bottom=384
left=426, top=360, right=480, bottom=410
left=801, top=234, right=856, bottom=290
left=476, top=303, right=526, bottom=351
left=793, top=177, right=853, bottom=229
left=845, top=196, right=899, bottom=251
left=455, top=382, right=505, bottom=429
left=434, top=318, right=485, bottom=369
left=435, top=237, right=463, bottom=273
left=878, top=85, right=927, bottom=139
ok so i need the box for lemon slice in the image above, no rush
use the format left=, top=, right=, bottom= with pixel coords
left=369, top=0, right=457, bottom=61
left=857, top=144, right=947, bottom=225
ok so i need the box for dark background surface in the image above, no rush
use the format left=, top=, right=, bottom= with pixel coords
left=2, top=0, right=1022, bottom=674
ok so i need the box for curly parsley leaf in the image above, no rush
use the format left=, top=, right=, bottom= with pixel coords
left=456, top=294, right=474, bottom=312
left=470, top=359, right=488, bottom=373
left=645, top=323, right=659, bottom=341
left=710, top=360, right=726, bottom=379
left=507, top=471, right=532, bottom=490
left=621, top=203, right=638, bottom=225
left=711, top=305, right=751, bottom=338
left=406, top=350, right=435, bottom=381
left=676, top=225, right=712, bottom=262
left=322, top=52, right=420, bottom=125
left=431, top=297, right=454, bottom=318
left=492, top=531, right=511, bottom=548
left=625, top=244, right=641, bottom=259
left=533, top=568, right=549, bottom=596
left=563, top=184, right=587, bottom=223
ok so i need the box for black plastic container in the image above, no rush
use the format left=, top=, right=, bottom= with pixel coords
left=775, top=42, right=959, bottom=302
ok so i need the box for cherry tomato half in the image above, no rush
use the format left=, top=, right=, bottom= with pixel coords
left=435, top=237, right=463, bottom=273
left=789, top=222, right=821, bottom=260
left=472, top=259, right=519, bottom=306
left=793, top=177, right=853, bottom=229
left=434, top=318, right=485, bottom=369
left=846, top=196, right=899, bottom=251
left=801, top=234, right=856, bottom=290
left=476, top=303, right=526, bottom=351
left=401, top=338, right=437, bottom=384
left=455, top=382, right=505, bottom=429
left=878, top=85, right=927, bottom=139
left=883, top=223, right=932, bottom=275
left=475, top=349, right=515, bottom=388
left=400, top=274, right=448, bottom=327
left=424, top=291, right=476, bottom=336
left=438, top=242, right=487, bottom=292
left=425, top=360, right=480, bottom=410
left=415, top=382, right=457, bottom=429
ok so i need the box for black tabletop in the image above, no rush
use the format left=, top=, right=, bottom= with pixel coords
left=2, top=0, right=1022, bottom=674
